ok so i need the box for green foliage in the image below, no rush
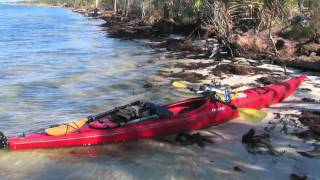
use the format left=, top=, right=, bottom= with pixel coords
left=30, top=0, right=95, bottom=8
left=227, top=0, right=300, bottom=29
left=281, top=21, right=316, bottom=39
left=228, top=0, right=264, bottom=26
left=29, top=0, right=317, bottom=34
left=192, top=0, right=205, bottom=12
left=311, top=0, right=320, bottom=8
left=311, top=1, right=320, bottom=33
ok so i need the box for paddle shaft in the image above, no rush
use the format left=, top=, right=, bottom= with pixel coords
left=211, top=96, right=237, bottom=109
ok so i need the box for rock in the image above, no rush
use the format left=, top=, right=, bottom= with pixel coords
left=211, top=64, right=270, bottom=77
left=302, top=98, right=318, bottom=103
left=153, top=18, right=176, bottom=34
left=290, top=173, right=308, bottom=180
left=298, top=145, right=320, bottom=158
left=143, top=83, right=154, bottom=89
left=156, top=39, right=203, bottom=53
left=233, top=166, right=243, bottom=173
left=242, top=129, right=256, bottom=144
left=0, top=131, right=7, bottom=149
left=295, top=130, right=320, bottom=141
left=298, top=150, right=320, bottom=158
left=168, top=72, right=207, bottom=83
left=299, top=88, right=312, bottom=92
left=242, top=128, right=279, bottom=155
left=312, top=32, right=320, bottom=44
left=294, top=111, right=320, bottom=141
left=211, top=64, right=249, bottom=76
left=175, top=61, right=218, bottom=70
left=256, top=76, right=287, bottom=85
left=276, top=39, right=285, bottom=50
left=175, top=132, right=213, bottom=148
left=297, top=43, right=320, bottom=56
left=298, top=111, right=320, bottom=127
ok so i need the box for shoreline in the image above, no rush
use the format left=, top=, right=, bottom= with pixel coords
left=12, top=2, right=65, bottom=8
left=13, top=2, right=319, bottom=71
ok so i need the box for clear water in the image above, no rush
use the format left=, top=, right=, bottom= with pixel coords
left=0, top=4, right=163, bottom=136
left=0, top=4, right=209, bottom=180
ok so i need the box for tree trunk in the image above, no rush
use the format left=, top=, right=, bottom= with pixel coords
left=268, top=14, right=286, bottom=74
left=299, top=0, right=304, bottom=12
left=269, top=26, right=277, bottom=55
left=141, top=1, right=146, bottom=20
left=125, top=0, right=131, bottom=17
left=95, top=0, right=100, bottom=9
left=268, top=14, right=277, bottom=54
left=113, top=0, right=117, bottom=14
left=149, top=0, right=152, bottom=17
left=163, top=1, right=169, bottom=19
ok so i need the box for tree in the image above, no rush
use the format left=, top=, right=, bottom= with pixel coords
left=262, top=0, right=286, bottom=53
left=95, top=0, right=100, bottom=9
left=262, top=0, right=290, bottom=73
left=123, top=0, right=131, bottom=17
left=113, top=0, right=117, bottom=14
left=298, top=0, right=304, bottom=12
left=141, top=0, right=146, bottom=20
left=199, top=0, right=234, bottom=55
left=163, top=0, right=170, bottom=19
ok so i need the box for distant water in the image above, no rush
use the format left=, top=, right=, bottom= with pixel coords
left=0, top=4, right=163, bottom=136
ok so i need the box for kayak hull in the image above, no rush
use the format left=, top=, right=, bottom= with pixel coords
left=8, top=75, right=306, bottom=150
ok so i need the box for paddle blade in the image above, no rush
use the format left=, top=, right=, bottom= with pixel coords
left=238, top=108, right=267, bottom=123
left=45, top=118, right=88, bottom=136
left=172, top=81, right=188, bottom=89
left=217, top=92, right=239, bottom=101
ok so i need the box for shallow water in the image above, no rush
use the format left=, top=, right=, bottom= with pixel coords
left=0, top=4, right=164, bottom=136
left=0, top=5, right=181, bottom=179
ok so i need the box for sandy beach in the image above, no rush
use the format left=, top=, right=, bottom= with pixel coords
left=145, top=54, right=320, bottom=179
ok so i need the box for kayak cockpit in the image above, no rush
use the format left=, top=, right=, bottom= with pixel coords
left=166, top=98, right=207, bottom=116
left=89, top=99, right=207, bottom=129
left=89, top=102, right=174, bottom=129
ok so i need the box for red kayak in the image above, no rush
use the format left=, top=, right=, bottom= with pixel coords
left=5, top=75, right=306, bottom=150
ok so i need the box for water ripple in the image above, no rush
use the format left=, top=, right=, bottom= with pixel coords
left=0, top=4, right=160, bottom=135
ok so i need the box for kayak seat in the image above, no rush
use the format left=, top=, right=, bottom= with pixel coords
left=109, top=106, right=140, bottom=124
left=89, top=117, right=119, bottom=129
